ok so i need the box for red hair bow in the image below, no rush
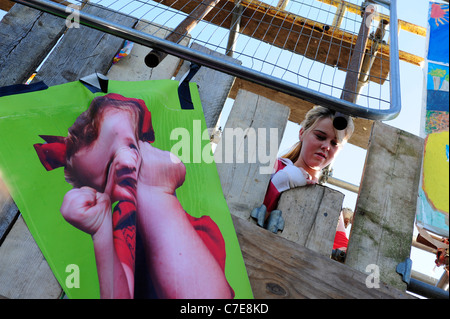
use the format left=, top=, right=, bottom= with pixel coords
left=34, top=135, right=67, bottom=171
left=34, top=94, right=155, bottom=171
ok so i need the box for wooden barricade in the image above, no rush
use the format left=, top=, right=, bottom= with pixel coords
left=0, top=2, right=422, bottom=299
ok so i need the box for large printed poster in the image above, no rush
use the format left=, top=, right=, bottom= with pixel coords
left=417, top=2, right=449, bottom=237
left=0, top=79, right=253, bottom=299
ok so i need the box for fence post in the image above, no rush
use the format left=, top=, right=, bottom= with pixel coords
left=276, top=185, right=344, bottom=256
left=345, top=121, right=424, bottom=291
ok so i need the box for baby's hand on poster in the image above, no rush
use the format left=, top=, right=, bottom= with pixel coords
left=60, top=187, right=112, bottom=235
left=137, top=141, right=186, bottom=194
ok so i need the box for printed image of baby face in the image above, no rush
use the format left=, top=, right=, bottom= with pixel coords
left=71, top=107, right=141, bottom=203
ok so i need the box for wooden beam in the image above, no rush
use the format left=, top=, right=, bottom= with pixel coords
left=232, top=214, right=415, bottom=298
left=317, top=0, right=427, bottom=37
left=345, top=122, right=424, bottom=292
left=158, top=0, right=423, bottom=85
left=0, top=0, right=14, bottom=11
left=0, top=3, right=67, bottom=86
left=0, top=0, right=77, bottom=12
left=277, top=184, right=344, bottom=256
left=34, top=3, right=137, bottom=86
left=0, top=177, right=19, bottom=245
left=229, top=77, right=373, bottom=149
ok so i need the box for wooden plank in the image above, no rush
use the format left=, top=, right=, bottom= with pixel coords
left=345, top=122, right=424, bottom=291
left=107, top=21, right=191, bottom=81
left=229, top=77, right=373, bottom=149
left=175, top=42, right=242, bottom=130
left=0, top=5, right=66, bottom=298
left=215, top=89, right=290, bottom=221
left=0, top=0, right=14, bottom=11
left=317, top=0, right=427, bottom=37
left=0, top=0, right=76, bottom=12
left=232, top=215, right=415, bottom=299
left=0, top=177, right=19, bottom=244
left=0, top=3, right=67, bottom=86
left=0, top=216, right=62, bottom=299
left=34, top=3, right=137, bottom=86
left=276, top=185, right=344, bottom=256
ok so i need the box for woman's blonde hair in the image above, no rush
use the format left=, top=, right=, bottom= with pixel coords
left=282, top=106, right=354, bottom=164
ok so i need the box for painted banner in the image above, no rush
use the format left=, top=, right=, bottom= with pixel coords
left=0, top=79, right=253, bottom=299
left=417, top=2, right=449, bottom=237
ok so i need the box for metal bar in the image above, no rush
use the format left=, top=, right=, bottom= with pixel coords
left=436, top=271, right=449, bottom=291
left=12, top=0, right=401, bottom=121
left=408, top=278, right=449, bottom=299
left=327, top=176, right=360, bottom=193
left=388, top=0, right=402, bottom=121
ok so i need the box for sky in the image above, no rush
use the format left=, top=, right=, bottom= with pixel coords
left=0, top=0, right=447, bottom=288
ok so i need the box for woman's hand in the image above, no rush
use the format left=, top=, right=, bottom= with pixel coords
left=137, top=141, right=186, bottom=194
left=60, top=186, right=112, bottom=235
left=271, top=165, right=315, bottom=193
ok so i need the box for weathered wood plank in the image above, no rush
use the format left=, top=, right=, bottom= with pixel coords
left=0, top=216, right=62, bottom=299
left=0, top=0, right=76, bottom=12
left=175, top=42, right=242, bottom=130
left=0, top=3, right=67, bottom=86
left=0, top=177, right=19, bottom=244
left=345, top=122, right=424, bottom=291
left=232, top=215, right=414, bottom=299
left=0, top=0, right=14, bottom=11
left=216, top=89, right=290, bottom=221
left=34, top=3, right=137, bottom=86
left=277, top=185, right=344, bottom=256
left=107, top=21, right=191, bottom=81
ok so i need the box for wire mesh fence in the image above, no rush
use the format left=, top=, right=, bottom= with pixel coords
left=13, top=0, right=401, bottom=120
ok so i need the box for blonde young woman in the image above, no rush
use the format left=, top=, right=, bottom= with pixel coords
left=263, top=106, right=354, bottom=248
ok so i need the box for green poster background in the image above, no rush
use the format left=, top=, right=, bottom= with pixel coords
left=0, top=79, right=253, bottom=299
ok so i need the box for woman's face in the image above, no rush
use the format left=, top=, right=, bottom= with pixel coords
left=295, top=117, right=343, bottom=178
left=71, top=107, right=141, bottom=203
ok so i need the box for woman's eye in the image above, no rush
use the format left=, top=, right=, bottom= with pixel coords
left=129, top=143, right=137, bottom=150
left=315, top=134, right=325, bottom=140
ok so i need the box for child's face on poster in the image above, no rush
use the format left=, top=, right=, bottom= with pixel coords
left=71, top=107, right=141, bottom=203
